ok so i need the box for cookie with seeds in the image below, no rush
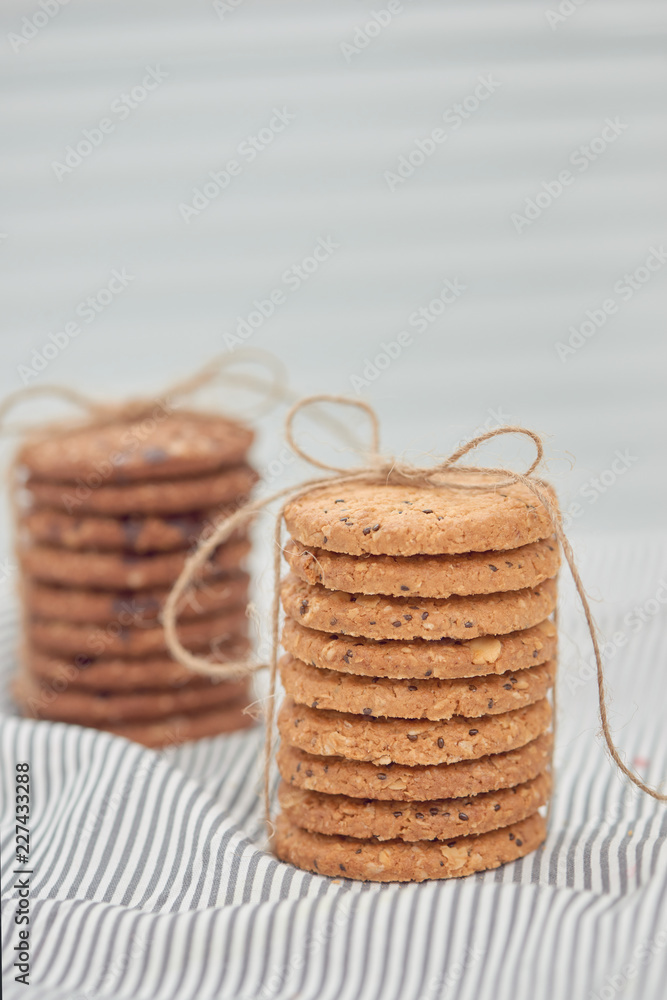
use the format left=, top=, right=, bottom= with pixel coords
left=273, top=811, right=547, bottom=881
left=284, top=536, right=560, bottom=598
left=13, top=672, right=249, bottom=724
left=284, top=479, right=556, bottom=556
left=26, top=464, right=257, bottom=516
left=279, top=653, right=554, bottom=720
left=25, top=637, right=250, bottom=692
left=28, top=606, right=248, bottom=658
left=278, top=696, right=551, bottom=766
left=24, top=573, right=249, bottom=625
left=281, top=574, right=557, bottom=641
left=277, top=732, right=553, bottom=801
left=282, top=618, right=557, bottom=681
left=18, top=409, right=254, bottom=484
left=99, top=698, right=255, bottom=747
left=278, top=771, right=551, bottom=842
left=20, top=507, right=233, bottom=553
left=19, top=538, right=249, bottom=590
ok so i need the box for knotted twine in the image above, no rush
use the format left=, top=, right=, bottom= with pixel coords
left=162, top=394, right=667, bottom=835
left=0, top=348, right=290, bottom=438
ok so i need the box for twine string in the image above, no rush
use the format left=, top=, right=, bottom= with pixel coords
left=162, top=395, right=667, bottom=831
left=0, top=384, right=110, bottom=426
left=0, top=348, right=290, bottom=438
left=284, top=394, right=382, bottom=472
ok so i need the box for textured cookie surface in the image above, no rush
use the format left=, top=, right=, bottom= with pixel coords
left=98, top=699, right=255, bottom=747
left=281, top=574, right=557, bottom=640
left=284, top=480, right=556, bottom=556
left=280, top=654, right=554, bottom=720
left=13, top=672, right=248, bottom=723
left=24, top=573, right=249, bottom=625
left=26, top=464, right=257, bottom=516
left=277, top=732, right=553, bottom=801
left=284, top=536, right=560, bottom=598
left=278, top=771, right=551, bottom=841
left=278, top=696, right=551, bottom=766
left=20, top=539, right=249, bottom=590
left=20, top=507, right=230, bottom=553
left=26, top=638, right=249, bottom=692
left=282, top=618, right=557, bottom=680
left=18, top=409, right=254, bottom=483
left=29, top=606, right=248, bottom=657
left=273, top=811, right=547, bottom=881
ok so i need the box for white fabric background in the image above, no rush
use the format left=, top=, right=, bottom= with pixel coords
left=1, top=2, right=666, bottom=998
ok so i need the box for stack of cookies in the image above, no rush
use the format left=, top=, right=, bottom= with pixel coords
left=273, top=479, right=559, bottom=881
left=12, top=408, right=258, bottom=747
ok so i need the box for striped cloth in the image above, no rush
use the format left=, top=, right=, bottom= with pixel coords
left=1, top=531, right=667, bottom=1000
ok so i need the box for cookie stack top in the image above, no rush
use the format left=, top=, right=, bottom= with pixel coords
left=13, top=408, right=258, bottom=747
left=274, top=478, right=559, bottom=882
left=283, top=480, right=554, bottom=555
left=18, top=409, right=255, bottom=514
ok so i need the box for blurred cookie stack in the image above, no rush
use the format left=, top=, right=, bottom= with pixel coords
left=12, top=408, right=258, bottom=747
left=273, top=480, right=559, bottom=881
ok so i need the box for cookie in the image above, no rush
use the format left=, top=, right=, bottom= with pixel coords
left=24, top=573, right=250, bottom=625
left=284, top=479, right=557, bottom=557
left=13, top=672, right=249, bottom=723
left=281, top=574, right=557, bottom=641
left=282, top=618, right=557, bottom=681
left=278, top=770, right=551, bottom=842
left=277, top=732, right=553, bottom=801
left=25, top=637, right=250, bottom=692
left=284, top=536, right=560, bottom=598
left=99, top=698, right=255, bottom=747
left=278, top=696, right=551, bottom=766
left=28, top=606, right=248, bottom=658
left=19, top=538, right=249, bottom=590
left=26, top=464, right=257, bottom=516
left=18, top=409, right=254, bottom=484
left=279, top=653, right=554, bottom=720
left=273, top=811, right=547, bottom=881
left=20, top=507, right=233, bottom=553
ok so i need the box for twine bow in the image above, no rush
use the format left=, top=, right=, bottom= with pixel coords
left=0, top=348, right=290, bottom=437
left=160, top=394, right=665, bottom=825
